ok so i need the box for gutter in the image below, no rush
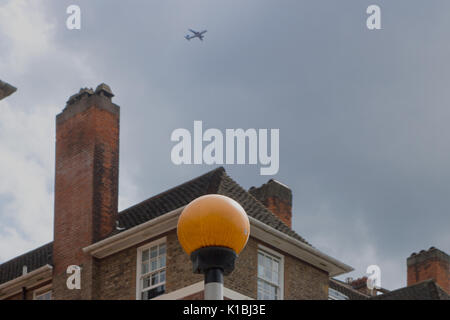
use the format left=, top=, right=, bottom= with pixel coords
left=83, top=206, right=352, bottom=276
left=0, top=264, right=53, bottom=298
left=249, top=217, right=353, bottom=276
left=83, top=207, right=184, bottom=257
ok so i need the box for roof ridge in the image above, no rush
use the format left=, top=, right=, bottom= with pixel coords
left=216, top=170, right=311, bottom=246
left=370, top=278, right=446, bottom=300
left=1, top=166, right=313, bottom=285
left=119, top=166, right=225, bottom=215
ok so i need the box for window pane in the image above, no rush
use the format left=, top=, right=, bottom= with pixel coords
left=267, top=257, right=273, bottom=270
left=265, top=267, right=272, bottom=281
left=142, top=262, right=149, bottom=274
left=142, top=285, right=165, bottom=300
left=159, top=244, right=166, bottom=255
left=258, top=253, right=264, bottom=265
left=269, top=283, right=276, bottom=297
left=151, top=258, right=157, bottom=271
left=151, top=273, right=158, bottom=286
left=264, top=255, right=270, bottom=268
left=35, top=291, right=52, bottom=300
left=160, top=270, right=166, bottom=282
left=159, top=255, right=166, bottom=268
left=258, top=264, right=264, bottom=277
left=142, top=276, right=151, bottom=289
left=273, top=271, right=279, bottom=284
left=142, top=249, right=149, bottom=261
left=150, top=246, right=158, bottom=258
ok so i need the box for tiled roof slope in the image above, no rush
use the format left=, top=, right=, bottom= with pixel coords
left=0, top=242, right=53, bottom=285
left=329, top=278, right=370, bottom=300
left=117, top=167, right=309, bottom=244
left=370, top=280, right=450, bottom=300
left=0, top=167, right=309, bottom=285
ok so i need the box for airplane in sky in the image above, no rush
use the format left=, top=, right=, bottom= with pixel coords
left=185, top=29, right=207, bottom=41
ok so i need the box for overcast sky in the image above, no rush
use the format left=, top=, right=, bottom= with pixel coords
left=1, top=0, right=450, bottom=290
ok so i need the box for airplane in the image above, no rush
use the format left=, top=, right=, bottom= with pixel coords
left=185, top=29, right=207, bottom=41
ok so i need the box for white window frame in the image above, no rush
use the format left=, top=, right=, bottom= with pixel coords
left=257, top=244, right=284, bottom=300
left=33, top=284, right=52, bottom=300
left=136, top=237, right=167, bottom=300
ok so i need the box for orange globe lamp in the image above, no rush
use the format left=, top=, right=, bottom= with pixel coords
left=177, top=194, right=250, bottom=299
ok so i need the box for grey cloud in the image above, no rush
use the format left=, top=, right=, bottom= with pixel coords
left=1, top=0, right=450, bottom=290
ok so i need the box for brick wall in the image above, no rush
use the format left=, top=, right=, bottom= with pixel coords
left=249, top=180, right=293, bottom=228
left=166, top=231, right=204, bottom=293
left=94, top=229, right=328, bottom=300
left=284, top=254, right=328, bottom=299
left=263, top=197, right=293, bottom=229
left=97, top=246, right=136, bottom=300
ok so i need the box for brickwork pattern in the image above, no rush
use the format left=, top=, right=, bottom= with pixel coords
left=52, top=89, right=119, bottom=300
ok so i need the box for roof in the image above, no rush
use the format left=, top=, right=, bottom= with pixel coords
left=329, top=278, right=370, bottom=300
left=0, top=243, right=52, bottom=285
left=370, top=280, right=450, bottom=300
left=0, top=167, right=310, bottom=285
left=117, top=167, right=308, bottom=243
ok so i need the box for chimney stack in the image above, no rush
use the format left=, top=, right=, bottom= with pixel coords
left=407, top=247, right=450, bottom=294
left=52, top=84, right=120, bottom=299
left=249, top=179, right=292, bottom=228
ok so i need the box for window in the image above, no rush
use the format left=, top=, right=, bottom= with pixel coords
left=34, top=288, right=52, bottom=300
left=137, top=238, right=166, bottom=300
left=257, top=247, right=283, bottom=300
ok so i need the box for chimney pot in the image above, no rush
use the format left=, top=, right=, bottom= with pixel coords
left=95, top=83, right=114, bottom=98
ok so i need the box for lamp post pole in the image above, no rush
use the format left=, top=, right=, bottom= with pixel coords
left=204, top=268, right=223, bottom=300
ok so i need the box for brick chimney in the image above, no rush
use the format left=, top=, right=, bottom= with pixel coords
left=407, top=247, right=450, bottom=294
left=347, top=277, right=374, bottom=296
left=52, top=84, right=120, bottom=299
left=249, top=179, right=292, bottom=228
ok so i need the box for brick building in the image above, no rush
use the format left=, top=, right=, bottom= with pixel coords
left=0, top=84, right=353, bottom=300
left=329, top=247, right=450, bottom=300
